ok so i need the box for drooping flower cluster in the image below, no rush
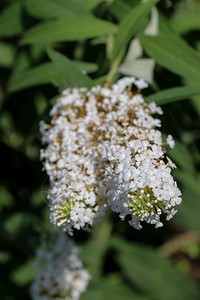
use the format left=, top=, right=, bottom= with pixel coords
left=31, top=234, right=90, bottom=300
left=40, top=77, right=182, bottom=234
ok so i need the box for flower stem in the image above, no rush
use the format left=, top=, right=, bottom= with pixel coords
left=105, top=47, right=125, bottom=87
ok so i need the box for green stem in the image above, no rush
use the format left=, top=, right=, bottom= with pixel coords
left=105, top=47, right=125, bottom=87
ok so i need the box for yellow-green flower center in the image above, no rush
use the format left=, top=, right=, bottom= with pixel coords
left=55, top=198, right=75, bottom=225
left=127, top=186, right=167, bottom=219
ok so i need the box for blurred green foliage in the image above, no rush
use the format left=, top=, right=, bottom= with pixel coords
left=0, top=0, right=200, bottom=299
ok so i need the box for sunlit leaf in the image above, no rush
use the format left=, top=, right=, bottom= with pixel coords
left=47, top=49, right=94, bottom=89
left=25, top=0, right=85, bottom=19
left=146, top=86, right=200, bottom=105
left=9, top=63, right=56, bottom=92
left=139, top=34, right=200, bottom=84
left=172, top=12, right=200, bottom=34
left=74, top=61, right=98, bottom=73
left=109, top=0, right=131, bottom=22
left=73, top=0, right=104, bottom=11
left=158, top=12, right=175, bottom=36
left=8, top=59, right=96, bottom=92
left=21, top=15, right=117, bottom=45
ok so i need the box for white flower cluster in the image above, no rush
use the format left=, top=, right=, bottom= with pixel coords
left=31, top=234, right=90, bottom=300
left=40, top=76, right=181, bottom=234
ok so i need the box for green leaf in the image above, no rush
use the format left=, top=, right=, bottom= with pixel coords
left=8, top=63, right=56, bottom=92
left=167, top=140, right=195, bottom=174
left=8, top=58, right=96, bottom=92
left=21, top=15, right=117, bottom=45
left=112, top=0, right=159, bottom=62
left=4, top=213, right=31, bottom=234
left=72, top=0, right=104, bottom=11
left=0, top=2, right=23, bottom=38
left=81, top=219, right=112, bottom=278
left=93, top=75, right=107, bottom=85
left=84, top=275, right=148, bottom=300
left=0, top=42, right=15, bottom=68
left=73, top=61, right=98, bottom=73
left=172, top=12, right=200, bottom=34
left=25, top=0, right=86, bottom=19
left=173, top=171, right=200, bottom=232
left=0, top=84, right=3, bottom=111
left=0, top=186, right=14, bottom=210
left=11, top=259, right=35, bottom=285
left=9, top=51, right=30, bottom=87
left=158, top=13, right=175, bottom=36
left=111, top=237, right=200, bottom=300
left=47, top=49, right=94, bottom=89
left=139, top=34, right=200, bottom=85
left=146, top=86, right=200, bottom=105
left=109, top=0, right=131, bottom=22
left=0, top=112, right=23, bottom=149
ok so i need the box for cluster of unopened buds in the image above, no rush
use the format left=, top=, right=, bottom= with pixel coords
left=31, top=234, right=90, bottom=300
left=40, top=77, right=182, bottom=235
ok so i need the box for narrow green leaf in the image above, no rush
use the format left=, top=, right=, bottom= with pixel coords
left=109, top=0, right=131, bottom=22
left=172, top=12, right=200, bottom=34
left=139, top=34, right=200, bottom=85
left=8, top=63, right=56, bottom=92
left=167, top=140, right=195, bottom=175
left=185, top=78, right=200, bottom=117
left=93, top=75, right=107, bottom=85
left=9, top=51, right=30, bottom=85
left=74, top=61, right=98, bottom=73
left=174, top=171, right=200, bottom=197
left=47, top=49, right=94, bottom=89
left=173, top=171, right=200, bottom=233
left=25, top=0, right=86, bottom=19
left=0, top=42, right=15, bottom=68
left=0, top=2, right=23, bottom=37
left=73, top=0, right=103, bottom=11
left=146, top=86, right=200, bottom=105
left=84, top=275, right=148, bottom=300
left=112, top=0, right=159, bottom=62
left=158, top=13, right=175, bottom=36
left=21, top=15, right=117, bottom=45
left=11, top=259, right=35, bottom=285
left=8, top=59, right=96, bottom=92
left=111, top=237, right=200, bottom=300
left=81, top=219, right=112, bottom=278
